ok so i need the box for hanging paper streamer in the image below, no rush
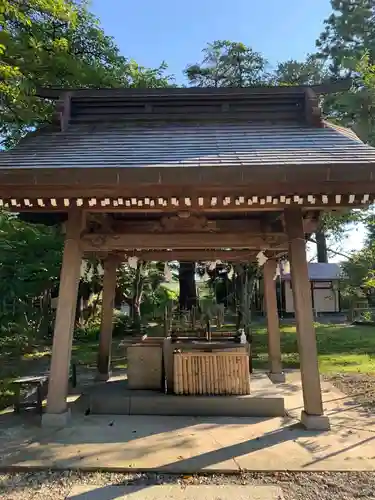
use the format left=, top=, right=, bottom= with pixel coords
left=128, top=256, right=138, bottom=269
left=80, top=260, right=88, bottom=279
left=97, top=262, right=104, bottom=277
left=203, top=270, right=210, bottom=281
left=280, top=260, right=290, bottom=276
left=256, top=251, right=268, bottom=267
left=273, top=262, right=281, bottom=281
left=164, top=262, right=172, bottom=281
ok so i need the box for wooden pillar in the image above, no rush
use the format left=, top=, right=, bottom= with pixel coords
left=42, top=209, right=83, bottom=427
left=263, top=259, right=284, bottom=383
left=97, top=255, right=118, bottom=380
left=284, top=208, right=329, bottom=430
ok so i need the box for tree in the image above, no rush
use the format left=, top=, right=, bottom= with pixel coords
left=0, top=211, right=63, bottom=339
left=340, top=207, right=375, bottom=304
left=1, top=0, right=75, bottom=146
left=273, top=55, right=328, bottom=86
left=1, top=0, right=172, bottom=147
left=342, top=245, right=375, bottom=299
left=316, top=0, right=375, bottom=75
left=178, top=262, right=197, bottom=311
left=316, top=0, right=375, bottom=144
left=185, top=40, right=267, bottom=87
left=116, top=261, right=166, bottom=329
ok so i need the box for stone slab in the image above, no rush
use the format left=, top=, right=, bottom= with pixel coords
left=41, top=410, right=70, bottom=428
left=3, top=373, right=375, bottom=472
left=66, top=485, right=285, bottom=500
left=129, top=395, right=285, bottom=417
left=90, top=394, right=131, bottom=415
left=90, top=372, right=285, bottom=417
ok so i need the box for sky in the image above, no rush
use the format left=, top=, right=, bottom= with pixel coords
left=90, top=0, right=366, bottom=261
left=91, top=0, right=333, bottom=82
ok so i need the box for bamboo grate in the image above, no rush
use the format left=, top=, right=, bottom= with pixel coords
left=173, top=351, right=250, bottom=395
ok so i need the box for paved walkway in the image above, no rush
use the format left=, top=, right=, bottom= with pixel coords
left=1, top=372, right=375, bottom=472
left=66, top=485, right=284, bottom=499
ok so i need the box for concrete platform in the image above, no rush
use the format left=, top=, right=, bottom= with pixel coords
left=66, top=485, right=285, bottom=499
left=89, top=372, right=285, bottom=417
left=2, top=372, right=375, bottom=472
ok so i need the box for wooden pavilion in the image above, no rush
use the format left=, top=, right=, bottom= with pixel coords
left=1, top=83, right=375, bottom=430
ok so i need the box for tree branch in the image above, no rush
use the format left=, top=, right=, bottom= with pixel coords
left=308, top=237, right=352, bottom=260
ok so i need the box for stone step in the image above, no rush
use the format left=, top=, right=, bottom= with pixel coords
left=67, top=484, right=285, bottom=500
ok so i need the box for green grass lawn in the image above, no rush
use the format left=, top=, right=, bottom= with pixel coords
left=252, top=323, right=375, bottom=373
left=1, top=322, right=375, bottom=411
left=0, top=337, right=127, bottom=411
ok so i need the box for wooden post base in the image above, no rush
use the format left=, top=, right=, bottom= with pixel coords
left=95, top=371, right=112, bottom=382
left=41, top=410, right=71, bottom=428
left=301, top=410, right=330, bottom=431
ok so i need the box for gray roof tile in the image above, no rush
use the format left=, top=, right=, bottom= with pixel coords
left=282, top=262, right=342, bottom=281
left=1, top=121, right=375, bottom=170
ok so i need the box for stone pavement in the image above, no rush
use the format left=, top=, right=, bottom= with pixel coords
left=65, top=485, right=284, bottom=499
left=1, top=372, right=375, bottom=472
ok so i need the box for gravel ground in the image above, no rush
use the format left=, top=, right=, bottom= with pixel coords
left=324, top=373, right=375, bottom=411
left=1, top=471, right=375, bottom=500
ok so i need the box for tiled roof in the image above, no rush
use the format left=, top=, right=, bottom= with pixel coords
left=1, top=121, right=375, bottom=170
left=282, top=262, right=342, bottom=281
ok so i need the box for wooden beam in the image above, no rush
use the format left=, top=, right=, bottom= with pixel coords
left=98, top=217, right=284, bottom=235
left=80, top=232, right=287, bottom=252
left=85, top=249, right=288, bottom=261
left=1, top=178, right=375, bottom=201
left=123, top=250, right=259, bottom=261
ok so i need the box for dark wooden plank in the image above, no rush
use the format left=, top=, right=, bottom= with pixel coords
left=35, top=80, right=352, bottom=100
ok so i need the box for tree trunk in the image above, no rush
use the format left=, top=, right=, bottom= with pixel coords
left=131, top=261, right=144, bottom=331
left=178, top=261, right=197, bottom=311
left=130, top=299, right=141, bottom=327
left=316, top=230, right=328, bottom=263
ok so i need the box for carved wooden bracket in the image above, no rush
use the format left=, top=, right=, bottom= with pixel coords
left=152, top=215, right=216, bottom=233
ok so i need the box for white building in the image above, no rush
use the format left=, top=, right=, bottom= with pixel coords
left=281, top=262, right=342, bottom=315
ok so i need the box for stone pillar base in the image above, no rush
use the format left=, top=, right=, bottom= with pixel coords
left=301, top=410, right=330, bottom=431
left=95, top=371, right=112, bottom=382
left=268, top=372, right=286, bottom=384
left=41, top=410, right=71, bottom=428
